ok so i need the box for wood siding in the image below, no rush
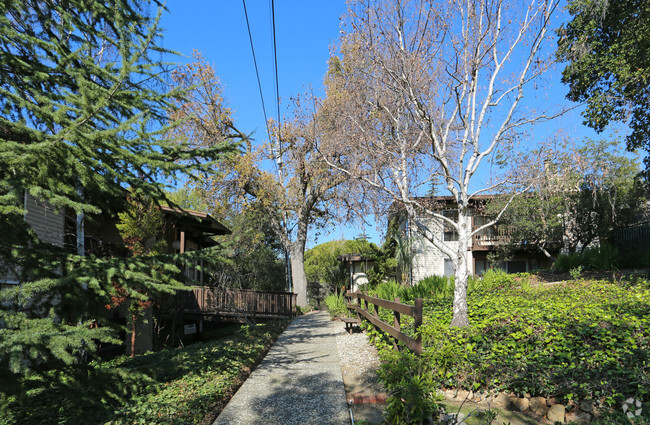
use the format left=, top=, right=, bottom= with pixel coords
left=1, top=194, right=65, bottom=283
left=24, top=193, right=65, bottom=247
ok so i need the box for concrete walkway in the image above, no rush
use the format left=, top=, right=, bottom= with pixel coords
left=213, top=311, right=350, bottom=425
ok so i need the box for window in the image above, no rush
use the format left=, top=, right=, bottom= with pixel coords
left=444, top=258, right=455, bottom=277
left=474, top=259, right=488, bottom=276
left=507, top=260, right=527, bottom=274
left=442, top=210, right=458, bottom=241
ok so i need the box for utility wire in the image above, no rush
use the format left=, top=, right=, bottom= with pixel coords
left=270, top=0, right=292, bottom=294
left=270, top=0, right=282, bottom=154
left=242, top=0, right=271, bottom=141
left=242, top=0, right=292, bottom=293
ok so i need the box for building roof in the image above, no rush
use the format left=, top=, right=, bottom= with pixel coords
left=338, top=253, right=373, bottom=263
left=159, top=205, right=231, bottom=235
left=389, top=194, right=497, bottom=215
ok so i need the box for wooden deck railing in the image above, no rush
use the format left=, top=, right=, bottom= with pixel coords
left=472, top=224, right=562, bottom=248
left=345, top=291, right=423, bottom=355
left=181, top=287, right=297, bottom=319
left=472, top=225, right=511, bottom=246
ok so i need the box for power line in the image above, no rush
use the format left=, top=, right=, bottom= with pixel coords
left=270, top=0, right=282, bottom=150
left=242, top=0, right=292, bottom=293
left=269, top=0, right=292, bottom=294
left=241, top=0, right=271, bottom=141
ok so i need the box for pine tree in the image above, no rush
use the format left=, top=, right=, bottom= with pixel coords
left=0, top=0, right=238, bottom=384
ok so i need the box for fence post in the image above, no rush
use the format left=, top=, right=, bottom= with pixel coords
left=393, top=297, right=401, bottom=351
left=363, top=289, right=369, bottom=313
left=414, top=298, right=423, bottom=355
left=355, top=292, right=361, bottom=321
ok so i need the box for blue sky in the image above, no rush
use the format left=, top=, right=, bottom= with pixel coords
left=158, top=1, right=628, bottom=248
left=160, top=1, right=370, bottom=246
left=160, top=1, right=346, bottom=138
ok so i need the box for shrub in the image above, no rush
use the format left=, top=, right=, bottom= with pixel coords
left=1, top=322, right=287, bottom=424
left=473, top=268, right=515, bottom=291
left=412, top=275, right=453, bottom=300
left=555, top=245, right=622, bottom=272
left=584, top=245, right=619, bottom=271
left=570, top=265, right=582, bottom=280
left=378, top=348, right=442, bottom=424
left=554, top=252, right=585, bottom=272
left=324, top=293, right=348, bottom=319
left=375, top=280, right=402, bottom=301
left=619, top=248, right=650, bottom=269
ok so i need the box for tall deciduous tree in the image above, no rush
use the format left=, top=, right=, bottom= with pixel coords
left=321, top=0, right=560, bottom=326
left=166, top=186, right=287, bottom=292
left=216, top=101, right=348, bottom=307
left=168, top=54, right=349, bottom=307
left=557, top=0, right=650, bottom=176
left=0, top=1, right=236, bottom=378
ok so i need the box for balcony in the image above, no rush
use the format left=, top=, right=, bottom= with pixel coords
left=471, top=224, right=562, bottom=251
left=472, top=225, right=511, bottom=249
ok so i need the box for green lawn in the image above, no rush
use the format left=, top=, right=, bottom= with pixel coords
left=1, top=321, right=287, bottom=425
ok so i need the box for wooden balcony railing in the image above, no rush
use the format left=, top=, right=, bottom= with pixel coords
left=471, top=225, right=563, bottom=248
left=180, top=286, right=297, bottom=319
left=472, top=225, right=511, bottom=246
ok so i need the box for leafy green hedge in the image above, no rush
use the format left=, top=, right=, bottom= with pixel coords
left=324, top=292, right=348, bottom=319
left=419, top=279, right=650, bottom=404
left=553, top=244, right=650, bottom=272
left=1, top=322, right=287, bottom=425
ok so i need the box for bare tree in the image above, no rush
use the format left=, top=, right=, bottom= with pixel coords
left=168, top=56, right=349, bottom=307
left=320, top=0, right=562, bottom=326
left=212, top=96, right=348, bottom=307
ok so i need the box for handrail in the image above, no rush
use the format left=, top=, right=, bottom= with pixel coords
left=181, top=286, right=297, bottom=318
left=345, top=291, right=423, bottom=355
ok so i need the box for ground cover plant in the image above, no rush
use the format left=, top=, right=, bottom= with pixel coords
left=419, top=278, right=650, bottom=403
left=0, top=322, right=287, bottom=425
left=363, top=275, right=650, bottom=423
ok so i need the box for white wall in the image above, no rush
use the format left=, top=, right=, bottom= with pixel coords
left=407, top=213, right=466, bottom=283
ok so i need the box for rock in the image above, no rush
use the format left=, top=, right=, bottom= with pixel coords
left=530, top=396, right=548, bottom=417
left=455, top=389, right=470, bottom=401
left=474, top=391, right=487, bottom=402
left=547, top=397, right=558, bottom=406
left=566, top=410, right=592, bottom=424
left=592, top=407, right=601, bottom=418
left=579, top=400, right=594, bottom=413
left=547, top=404, right=566, bottom=424
left=509, top=395, right=530, bottom=412
left=493, top=392, right=511, bottom=409
left=525, top=392, right=532, bottom=399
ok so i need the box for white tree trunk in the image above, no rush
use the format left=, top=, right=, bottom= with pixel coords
left=451, top=210, right=472, bottom=327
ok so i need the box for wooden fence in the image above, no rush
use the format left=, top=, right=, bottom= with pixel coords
left=345, top=291, right=423, bottom=355
left=181, top=287, right=297, bottom=319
